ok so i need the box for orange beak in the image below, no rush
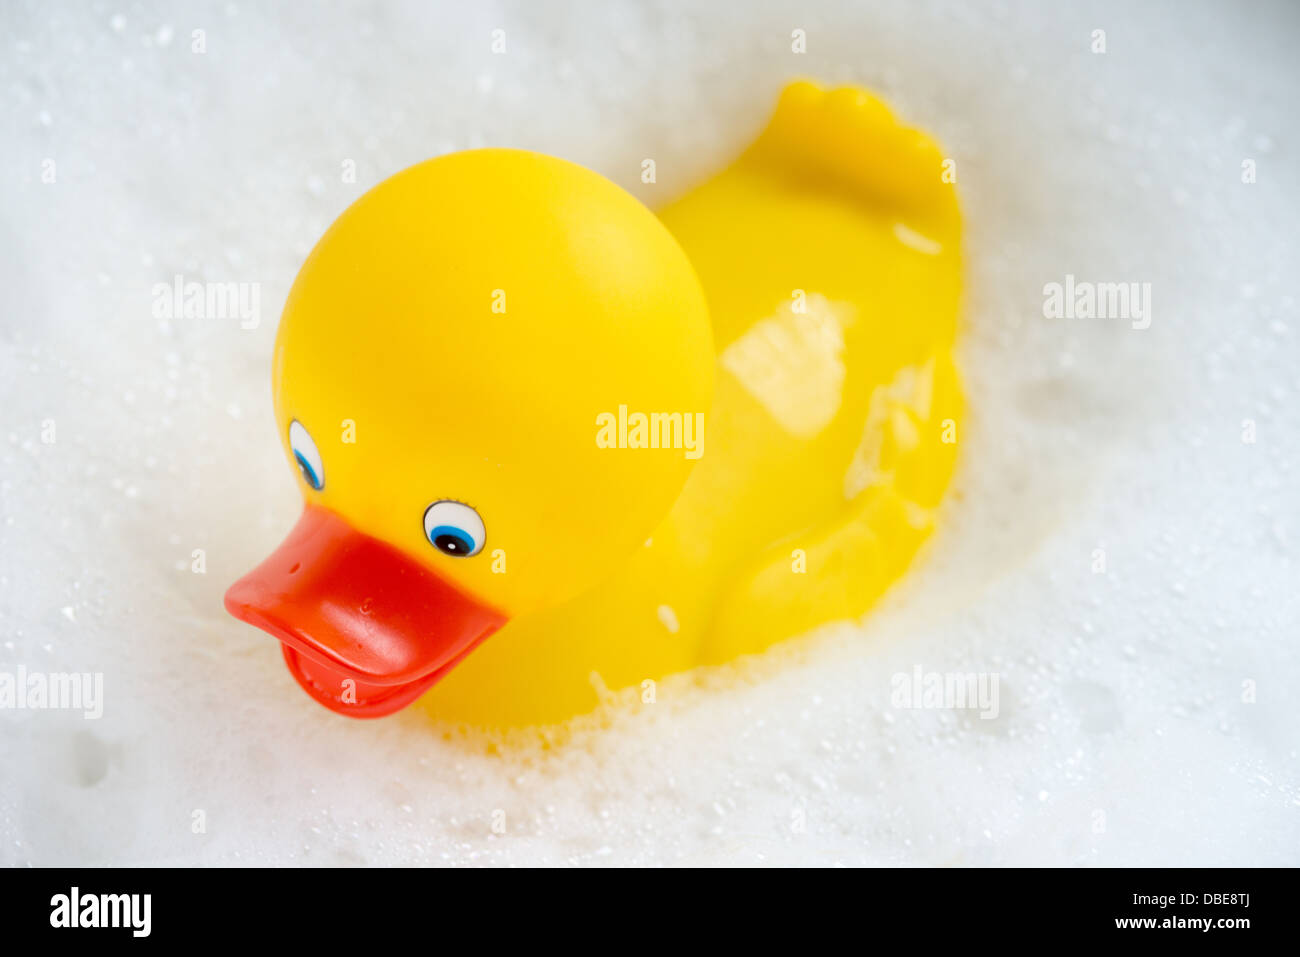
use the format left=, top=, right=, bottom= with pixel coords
left=224, top=505, right=506, bottom=718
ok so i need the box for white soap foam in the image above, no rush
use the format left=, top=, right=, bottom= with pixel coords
left=0, top=0, right=1296, bottom=865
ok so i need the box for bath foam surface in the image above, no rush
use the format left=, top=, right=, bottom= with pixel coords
left=1, top=0, right=1297, bottom=865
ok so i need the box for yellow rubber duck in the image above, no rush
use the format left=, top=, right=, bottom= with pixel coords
left=225, top=80, right=962, bottom=729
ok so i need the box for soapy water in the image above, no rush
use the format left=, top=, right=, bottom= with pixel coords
left=1, top=0, right=1296, bottom=865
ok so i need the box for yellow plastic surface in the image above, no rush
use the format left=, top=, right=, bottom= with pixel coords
left=421, top=81, right=963, bottom=729
left=273, top=149, right=714, bottom=616
left=272, top=80, right=962, bottom=731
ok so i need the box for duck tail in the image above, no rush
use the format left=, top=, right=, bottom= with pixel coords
left=746, top=79, right=961, bottom=236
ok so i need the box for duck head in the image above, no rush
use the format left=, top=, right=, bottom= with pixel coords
left=225, top=150, right=714, bottom=717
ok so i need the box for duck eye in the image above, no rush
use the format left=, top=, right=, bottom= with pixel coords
left=288, top=420, right=324, bottom=490
left=423, top=500, right=485, bottom=558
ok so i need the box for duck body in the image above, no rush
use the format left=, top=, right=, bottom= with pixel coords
left=226, top=80, right=962, bottom=730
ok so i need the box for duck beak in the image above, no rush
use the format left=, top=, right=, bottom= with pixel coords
left=223, top=505, right=507, bottom=718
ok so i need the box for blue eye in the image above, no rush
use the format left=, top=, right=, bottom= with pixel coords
left=288, top=420, right=324, bottom=490
left=423, top=500, right=485, bottom=557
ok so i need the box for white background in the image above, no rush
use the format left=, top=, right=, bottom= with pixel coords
left=1, top=0, right=1296, bottom=865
